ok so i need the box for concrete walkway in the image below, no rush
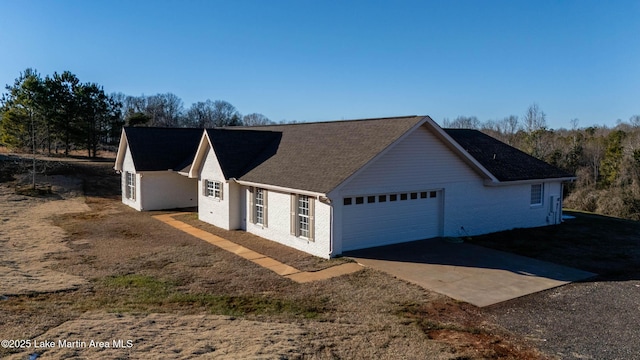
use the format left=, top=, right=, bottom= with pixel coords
left=346, top=238, right=596, bottom=307
left=153, top=213, right=362, bottom=283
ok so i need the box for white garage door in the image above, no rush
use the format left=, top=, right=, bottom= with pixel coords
left=342, top=190, right=443, bottom=251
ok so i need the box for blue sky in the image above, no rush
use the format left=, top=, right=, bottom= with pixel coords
left=1, top=0, right=638, bottom=129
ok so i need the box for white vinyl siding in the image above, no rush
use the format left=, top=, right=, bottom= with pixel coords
left=339, top=126, right=481, bottom=194
left=125, top=171, right=135, bottom=200
left=334, top=125, right=475, bottom=251
left=530, top=183, right=543, bottom=206
left=333, top=125, right=564, bottom=254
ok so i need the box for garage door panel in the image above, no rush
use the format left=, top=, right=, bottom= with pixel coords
left=342, top=191, right=442, bottom=251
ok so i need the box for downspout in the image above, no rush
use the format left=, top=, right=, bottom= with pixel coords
left=559, top=182, right=565, bottom=224
left=318, top=195, right=334, bottom=258
left=138, top=173, right=143, bottom=211
left=329, top=201, right=333, bottom=258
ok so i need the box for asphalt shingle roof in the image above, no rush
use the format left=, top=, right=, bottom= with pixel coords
left=122, top=119, right=574, bottom=193
left=124, top=127, right=203, bottom=172
left=444, top=129, right=574, bottom=181
left=204, top=128, right=282, bottom=179
left=235, top=116, right=426, bottom=193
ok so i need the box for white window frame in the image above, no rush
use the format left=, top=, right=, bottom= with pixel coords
left=290, top=194, right=314, bottom=241
left=249, top=187, right=268, bottom=227
left=530, top=183, right=543, bottom=206
left=205, top=180, right=223, bottom=200
left=125, top=171, right=135, bottom=200
left=255, top=188, right=265, bottom=226
left=298, top=195, right=310, bottom=238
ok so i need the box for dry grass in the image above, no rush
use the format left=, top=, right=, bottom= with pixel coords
left=466, top=210, right=640, bottom=278
left=0, top=156, right=551, bottom=359
left=174, top=213, right=353, bottom=272
left=0, top=146, right=115, bottom=158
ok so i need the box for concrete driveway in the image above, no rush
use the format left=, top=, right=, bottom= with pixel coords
left=345, top=238, right=596, bottom=307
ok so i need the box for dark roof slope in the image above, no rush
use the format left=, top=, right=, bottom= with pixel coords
left=444, top=129, right=574, bottom=181
left=235, top=116, right=425, bottom=193
left=205, top=128, right=282, bottom=179
left=125, top=127, right=203, bottom=171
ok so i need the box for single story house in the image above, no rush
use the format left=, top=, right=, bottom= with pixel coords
left=115, top=116, right=574, bottom=258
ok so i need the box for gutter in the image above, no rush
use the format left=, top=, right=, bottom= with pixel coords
left=233, top=179, right=326, bottom=198
left=483, top=176, right=576, bottom=187
left=233, top=178, right=335, bottom=258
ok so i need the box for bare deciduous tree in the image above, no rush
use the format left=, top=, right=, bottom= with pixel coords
left=442, top=116, right=480, bottom=129
left=210, top=100, right=242, bottom=127
left=503, top=115, right=520, bottom=135
left=570, top=118, right=580, bottom=130
left=524, top=103, right=547, bottom=133
left=185, top=100, right=216, bottom=128
left=243, top=113, right=273, bottom=126
left=145, top=93, right=184, bottom=127
left=184, top=100, right=242, bottom=127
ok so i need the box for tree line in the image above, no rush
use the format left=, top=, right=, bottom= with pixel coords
left=2, top=69, right=639, bottom=220
left=0, top=69, right=274, bottom=157
left=0, top=69, right=122, bottom=157
left=444, top=104, right=640, bottom=220
left=109, top=93, right=275, bottom=129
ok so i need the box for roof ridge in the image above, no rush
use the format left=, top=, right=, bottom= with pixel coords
left=125, top=126, right=203, bottom=130
left=240, top=115, right=423, bottom=128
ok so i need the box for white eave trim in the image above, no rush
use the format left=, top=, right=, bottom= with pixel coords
left=233, top=179, right=326, bottom=198
left=113, top=130, right=128, bottom=171
left=425, top=120, right=500, bottom=183
left=188, top=131, right=212, bottom=178
left=329, top=116, right=432, bottom=196
left=483, top=176, right=576, bottom=187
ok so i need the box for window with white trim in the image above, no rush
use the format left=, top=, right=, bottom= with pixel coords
left=298, top=195, right=310, bottom=238
left=255, top=188, right=265, bottom=225
left=125, top=171, right=135, bottom=200
left=205, top=180, right=222, bottom=199
left=291, top=194, right=314, bottom=240
left=530, top=183, right=543, bottom=206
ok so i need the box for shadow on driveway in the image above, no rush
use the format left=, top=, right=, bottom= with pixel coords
left=345, top=238, right=596, bottom=307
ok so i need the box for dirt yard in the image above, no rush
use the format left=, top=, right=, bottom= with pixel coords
left=0, top=175, right=88, bottom=295
left=0, top=155, right=549, bottom=359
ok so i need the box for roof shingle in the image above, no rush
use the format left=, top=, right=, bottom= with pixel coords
left=124, top=127, right=202, bottom=172
left=234, top=116, right=426, bottom=193
left=204, top=128, right=282, bottom=179
left=444, top=129, right=574, bottom=181
left=122, top=118, right=574, bottom=193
